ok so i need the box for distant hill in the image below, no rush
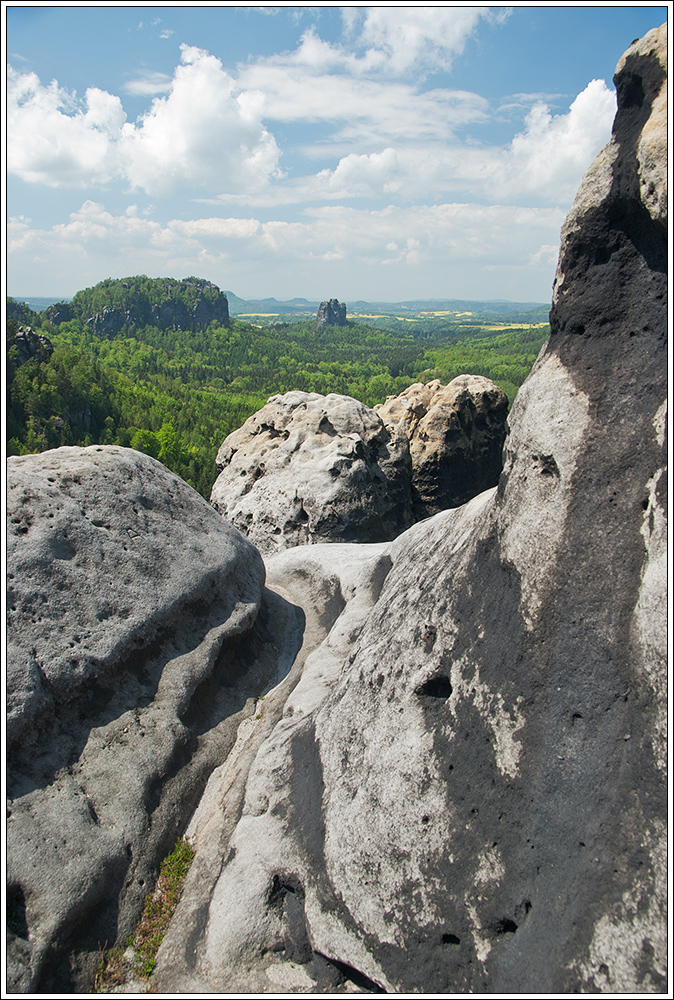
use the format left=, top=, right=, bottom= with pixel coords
left=40, top=276, right=230, bottom=335
left=225, top=293, right=549, bottom=322
left=10, top=296, right=69, bottom=314
left=10, top=282, right=549, bottom=325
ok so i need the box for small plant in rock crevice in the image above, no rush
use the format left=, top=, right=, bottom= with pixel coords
left=95, top=837, right=195, bottom=991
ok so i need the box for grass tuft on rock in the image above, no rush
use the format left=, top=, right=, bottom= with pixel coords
left=95, top=837, right=195, bottom=991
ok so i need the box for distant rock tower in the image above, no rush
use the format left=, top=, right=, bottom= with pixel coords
left=316, top=298, right=347, bottom=328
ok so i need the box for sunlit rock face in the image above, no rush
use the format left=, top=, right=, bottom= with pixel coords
left=156, top=25, right=667, bottom=995
left=5, top=446, right=284, bottom=994
left=376, top=375, right=509, bottom=518
left=210, top=379, right=508, bottom=554
left=210, top=391, right=414, bottom=555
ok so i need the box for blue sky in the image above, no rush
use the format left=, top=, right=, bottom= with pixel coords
left=6, top=4, right=667, bottom=302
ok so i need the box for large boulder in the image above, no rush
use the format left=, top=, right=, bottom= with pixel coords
left=210, top=391, right=413, bottom=554
left=155, top=23, right=667, bottom=995
left=376, top=375, right=509, bottom=518
left=5, top=446, right=304, bottom=993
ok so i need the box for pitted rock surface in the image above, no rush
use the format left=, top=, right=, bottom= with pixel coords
left=210, top=391, right=413, bottom=554
left=5, top=22, right=667, bottom=998
left=376, top=375, right=509, bottom=518
left=6, top=446, right=305, bottom=994
left=155, top=24, right=667, bottom=996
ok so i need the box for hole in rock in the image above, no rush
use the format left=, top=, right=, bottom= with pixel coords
left=416, top=675, right=452, bottom=699
left=267, top=873, right=305, bottom=911
left=442, top=933, right=461, bottom=945
left=494, top=917, right=518, bottom=935
left=7, top=884, right=28, bottom=939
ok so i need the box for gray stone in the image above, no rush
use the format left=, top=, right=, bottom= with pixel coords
left=316, top=298, right=347, bottom=328
left=376, top=375, right=509, bottom=518
left=210, top=391, right=413, bottom=554
left=154, top=23, right=667, bottom=995
left=6, top=326, right=54, bottom=367
left=5, top=446, right=302, bottom=993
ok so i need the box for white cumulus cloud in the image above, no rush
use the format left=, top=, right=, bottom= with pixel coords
left=498, top=79, right=617, bottom=200
left=314, top=148, right=400, bottom=198
left=344, top=6, right=508, bottom=75
left=7, top=67, right=126, bottom=186
left=119, top=45, right=281, bottom=196
left=8, top=46, right=282, bottom=196
left=8, top=200, right=565, bottom=302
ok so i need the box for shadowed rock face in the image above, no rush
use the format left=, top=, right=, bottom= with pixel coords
left=5, top=446, right=300, bottom=993
left=155, top=25, right=667, bottom=995
left=376, top=375, right=509, bottom=519
left=6, top=326, right=54, bottom=367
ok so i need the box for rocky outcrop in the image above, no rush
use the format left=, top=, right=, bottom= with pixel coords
left=211, top=380, right=508, bottom=553
left=85, top=282, right=229, bottom=336
left=6, top=326, right=54, bottom=367
left=376, top=375, right=509, bottom=518
left=5, top=446, right=304, bottom=993
left=153, top=24, right=667, bottom=995
left=316, top=298, right=347, bottom=328
left=44, top=278, right=230, bottom=335
left=210, top=391, right=413, bottom=555
left=43, top=301, right=73, bottom=325
left=5, top=24, right=666, bottom=997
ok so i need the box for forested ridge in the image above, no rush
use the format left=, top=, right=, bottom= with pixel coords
left=6, top=278, right=549, bottom=499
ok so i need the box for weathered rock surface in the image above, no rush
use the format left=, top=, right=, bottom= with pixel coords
left=154, top=24, right=667, bottom=995
left=317, top=298, right=347, bottom=328
left=211, top=379, right=508, bottom=552
left=210, top=391, right=413, bottom=555
left=376, top=375, right=509, bottom=518
left=6, top=446, right=307, bottom=993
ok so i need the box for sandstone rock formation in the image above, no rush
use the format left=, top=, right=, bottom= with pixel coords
left=376, top=375, right=509, bottom=518
left=316, top=298, right=347, bottom=328
left=44, top=278, right=230, bottom=335
left=210, top=391, right=413, bottom=555
left=153, top=24, right=667, bottom=994
left=5, top=446, right=304, bottom=993
left=6, top=326, right=54, bottom=367
left=211, top=378, right=508, bottom=553
left=6, top=23, right=667, bottom=997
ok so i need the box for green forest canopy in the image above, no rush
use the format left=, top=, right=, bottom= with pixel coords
left=6, top=279, right=549, bottom=499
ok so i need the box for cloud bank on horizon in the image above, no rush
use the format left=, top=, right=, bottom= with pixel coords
left=6, top=6, right=664, bottom=301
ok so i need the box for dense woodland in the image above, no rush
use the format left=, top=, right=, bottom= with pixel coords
left=6, top=279, right=549, bottom=499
